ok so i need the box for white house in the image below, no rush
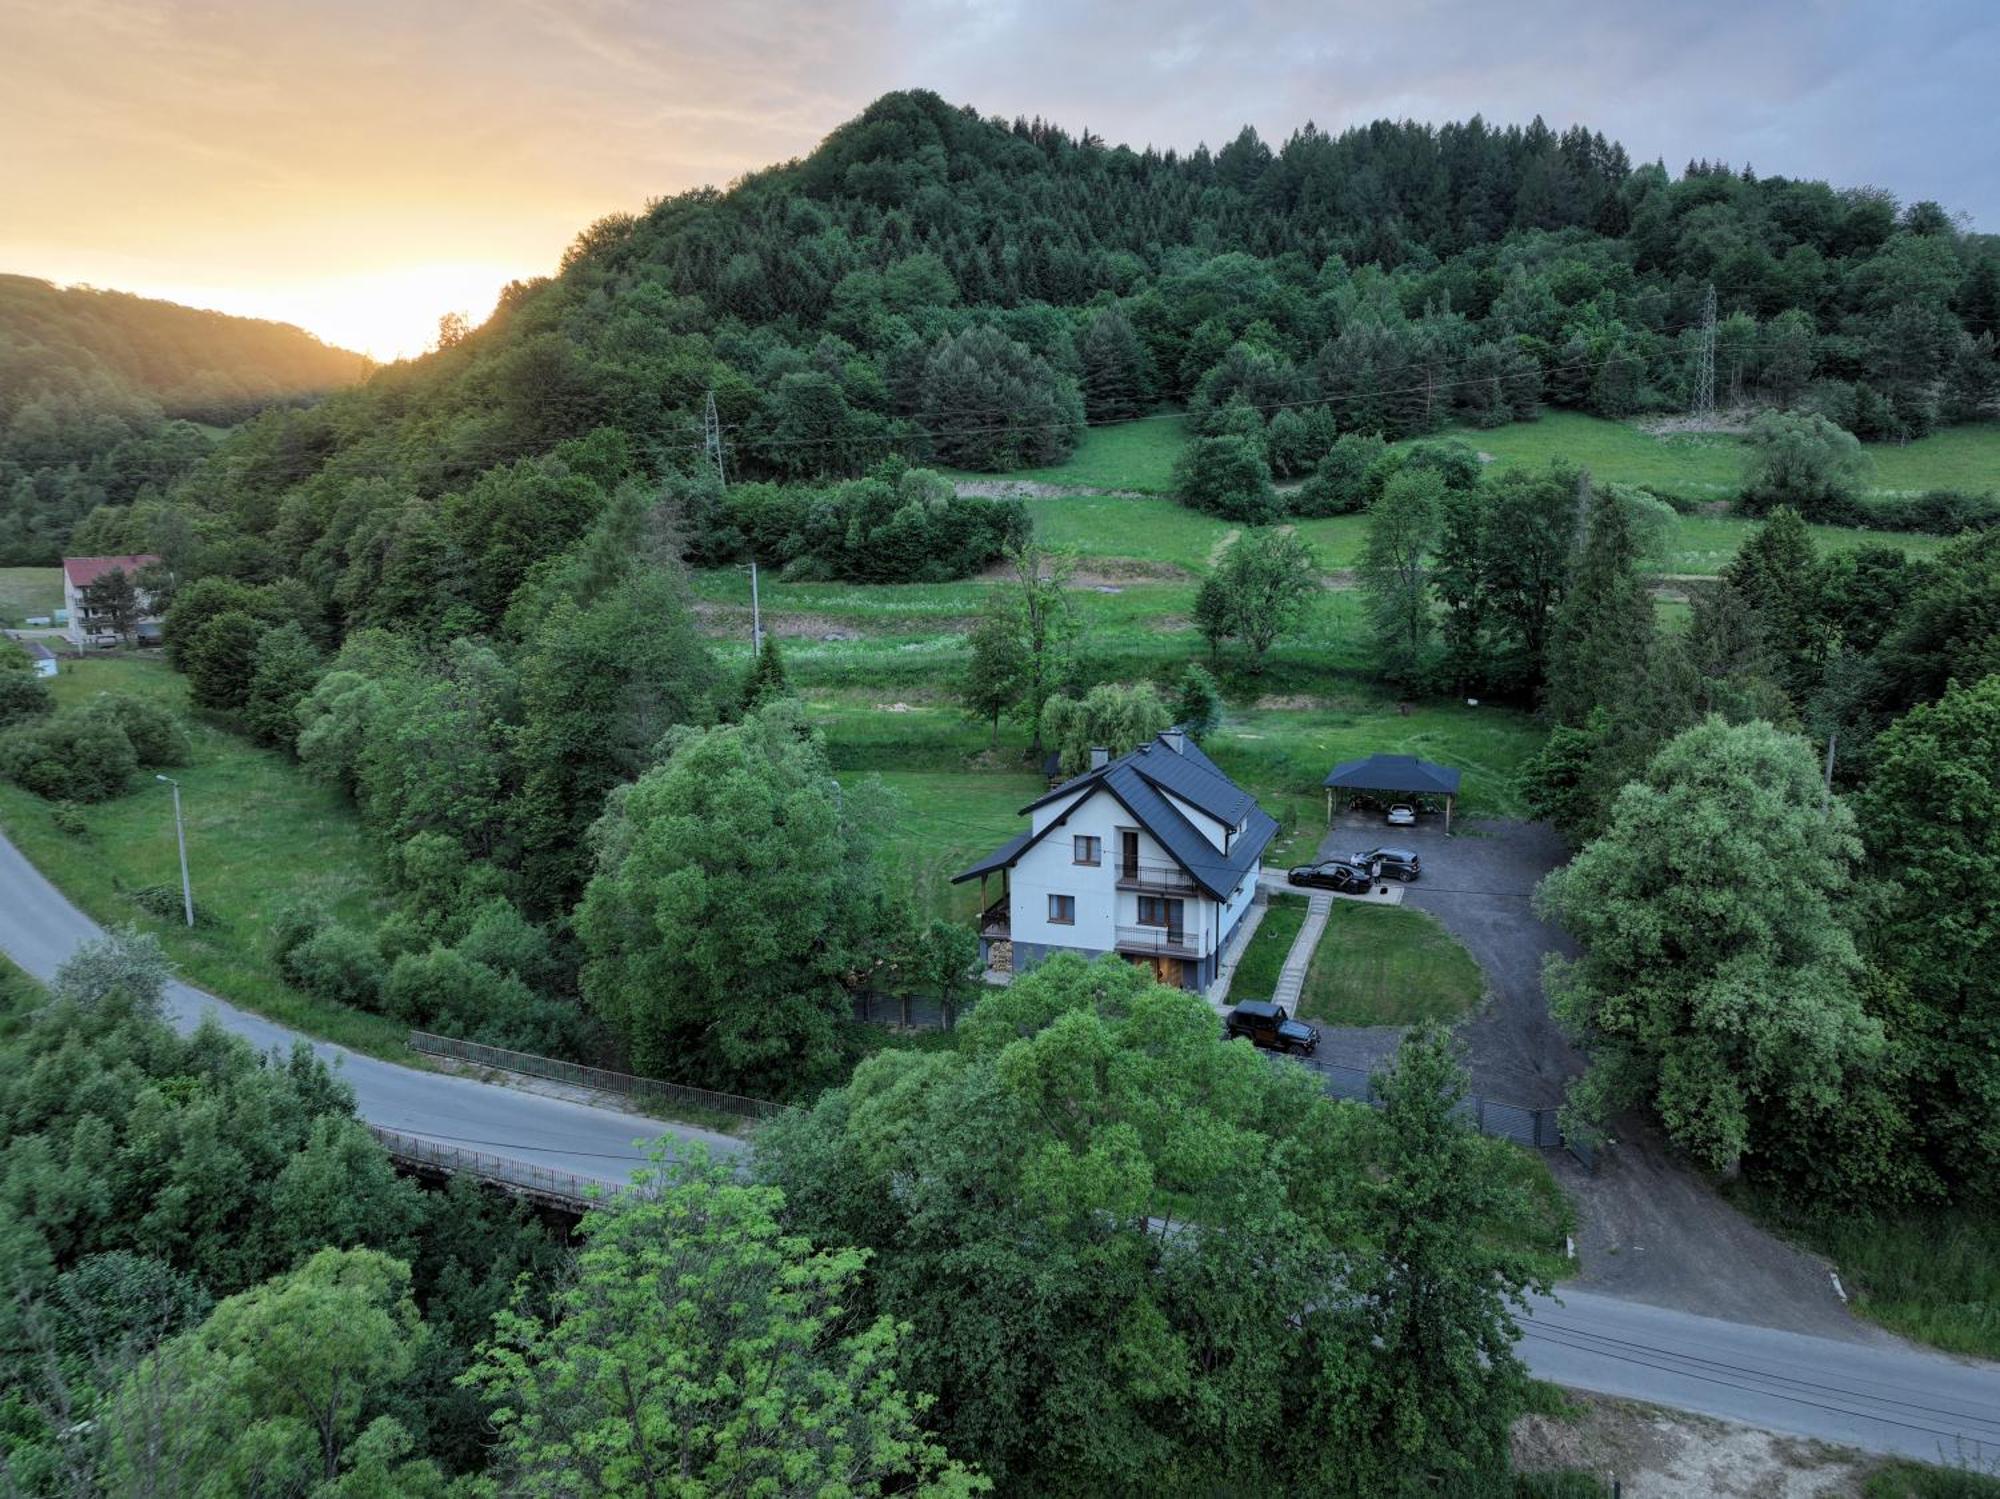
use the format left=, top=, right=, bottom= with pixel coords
left=62, top=554, right=162, bottom=650
left=954, top=727, right=1275, bottom=991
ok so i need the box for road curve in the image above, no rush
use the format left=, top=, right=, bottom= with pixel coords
left=2, top=831, right=1995, bottom=1463
left=0, top=832, right=748, bottom=1181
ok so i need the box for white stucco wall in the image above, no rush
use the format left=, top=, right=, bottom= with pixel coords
left=1008, top=786, right=1224, bottom=958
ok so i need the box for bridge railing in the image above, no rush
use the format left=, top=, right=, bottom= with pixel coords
left=365, top=1125, right=613, bottom=1209
left=408, top=1031, right=790, bottom=1122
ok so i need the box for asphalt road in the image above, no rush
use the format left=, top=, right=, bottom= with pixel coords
left=3, top=830, right=1995, bottom=1464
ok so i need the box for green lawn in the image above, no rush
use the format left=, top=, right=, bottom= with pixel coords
left=941, top=413, right=1191, bottom=494
left=865, top=767, right=1045, bottom=922
left=1411, top=410, right=2000, bottom=499
left=0, top=566, right=62, bottom=626
left=1296, top=902, right=1485, bottom=1026
left=1226, top=893, right=1306, bottom=1001
left=0, top=655, right=410, bottom=1057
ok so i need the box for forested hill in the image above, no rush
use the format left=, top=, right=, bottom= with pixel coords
left=59, top=87, right=2000, bottom=588
left=0, top=275, right=369, bottom=562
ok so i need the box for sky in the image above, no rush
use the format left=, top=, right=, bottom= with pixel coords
left=4, top=0, right=1993, bottom=361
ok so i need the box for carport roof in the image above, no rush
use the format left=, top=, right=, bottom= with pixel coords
left=1323, top=753, right=1461, bottom=796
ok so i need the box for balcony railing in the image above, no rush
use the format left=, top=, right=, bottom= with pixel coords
left=978, top=897, right=1010, bottom=940
left=1115, top=924, right=1201, bottom=958
left=1113, top=858, right=1202, bottom=895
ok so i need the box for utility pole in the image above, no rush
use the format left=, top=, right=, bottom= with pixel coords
left=1690, top=282, right=1717, bottom=419
left=156, top=774, right=193, bottom=927
left=702, top=388, right=726, bottom=485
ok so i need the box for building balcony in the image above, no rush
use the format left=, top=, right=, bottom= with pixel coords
left=978, top=897, right=1010, bottom=941
left=1113, top=860, right=1201, bottom=895
left=1115, top=924, right=1201, bottom=959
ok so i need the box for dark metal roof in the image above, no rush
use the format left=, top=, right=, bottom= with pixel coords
left=950, top=829, right=1032, bottom=884
left=954, top=729, right=1272, bottom=900
left=1322, top=753, right=1462, bottom=796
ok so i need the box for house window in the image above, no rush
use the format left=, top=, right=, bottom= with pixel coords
left=1048, top=894, right=1075, bottom=925
left=1072, top=835, right=1100, bottom=866
left=1137, top=896, right=1184, bottom=932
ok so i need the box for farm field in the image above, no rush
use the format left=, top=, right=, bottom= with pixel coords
left=0, top=654, right=407, bottom=1056
left=0, top=565, right=62, bottom=625
left=1297, top=902, right=1486, bottom=1026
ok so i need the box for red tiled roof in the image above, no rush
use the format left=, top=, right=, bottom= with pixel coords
left=62, top=554, right=161, bottom=588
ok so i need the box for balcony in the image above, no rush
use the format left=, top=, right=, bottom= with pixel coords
left=1113, top=859, right=1201, bottom=895
left=1115, top=924, right=1201, bottom=959
left=978, top=897, right=1010, bottom=941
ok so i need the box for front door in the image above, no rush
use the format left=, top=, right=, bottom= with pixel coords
left=1150, top=955, right=1184, bottom=987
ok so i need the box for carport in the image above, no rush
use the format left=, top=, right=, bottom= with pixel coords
left=1323, top=753, right=1462, bottom=835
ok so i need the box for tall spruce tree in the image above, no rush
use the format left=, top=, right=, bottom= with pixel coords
left=1544, top=481, right=1656, bottom=726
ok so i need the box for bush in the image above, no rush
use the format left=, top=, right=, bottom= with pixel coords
left=1739, top=409, right=1868, bottom=521
left=268, top=898, right=329, bottom=972
left=455, top=898, right=561, bottom=991
left=182, top=609, right=266, bottom=712
left=0, top=670, right=54, bottom=729
left=1855, top=489, right=2000, bottom=536
left=283, top=922, right=387, bottom=1011
left=52, top=928, right=170, bottom=1015
left=384, top=945, right=589, bottom=1056
left=1170, top=434, right=1278, bottom=522
left=0, top=709, right=138, bottom=801
left=1293, top=432, right=1388, bottom=516
left=49, top=801, right=87, bottom=837
left=82, top=693, right=190, bottom=767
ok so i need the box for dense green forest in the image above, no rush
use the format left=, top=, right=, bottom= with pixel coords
left=0, top=275, right=369, bottom=564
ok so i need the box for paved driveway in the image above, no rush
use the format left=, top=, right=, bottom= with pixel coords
left=1316, top=811, right=1871, bottom=1341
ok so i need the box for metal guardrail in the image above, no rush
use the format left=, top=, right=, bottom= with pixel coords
left=366, top=1125, right=613, bottom=1210
left=407, top=1032, right=791, bottom=1122
left=1115, top=924, right=1201, bottom=957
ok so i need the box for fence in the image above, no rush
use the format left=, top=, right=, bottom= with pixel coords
left=366, top=1125, right=611, bottom=1210
left=1289, top=1052, right=1599, bottom=1172
left=851, top=990, right=957, bottom=1031
left=407, top=1032, right=791, bottom=1122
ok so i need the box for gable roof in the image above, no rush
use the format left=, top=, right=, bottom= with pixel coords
left=1323, top=752, right=1462, bottom=796
left=62, top=555, right=160, bottom=589
left=953, top=729, right=1275, bottom=900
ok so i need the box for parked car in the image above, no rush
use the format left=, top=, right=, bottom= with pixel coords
left=1351, top=846, right=1421, bottom=881
left=1287, top=859, right=1374, bottom=893
left=1386, top=804, right=1417, bottom=826
left=1225, top=1000, right=1320, bottom=1055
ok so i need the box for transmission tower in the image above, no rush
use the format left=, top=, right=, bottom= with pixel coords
left=1690, top=283, right=1717, bottom=420
left=702, top=388, right=727, bottom=485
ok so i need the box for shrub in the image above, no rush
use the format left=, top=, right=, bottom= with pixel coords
left=1293, top=432, right=1388, bottom=516
left=284, top=922, right=386, bottom=1011
left=383, top=945, right=586, bottom=1055
left=456, top=898, right=561, bottom=991
left=53, top=928, right=170, bottom=1015
left=1855, top=489, right=2000, bottom=536
left=0, top=709, right=138, bottom=801
left=82, top=693, right=190, bottom=767
left=49, top=801, right=87, bottom=838
left=268, top=899, right=329, bottom=971
left=0, top=670, right=54, bottom=729
left=182, top=609, right=266, bottom=712
left=1170, top=434, right=1278, bottom=523
left=1739, top=409, right=1868, bottom=521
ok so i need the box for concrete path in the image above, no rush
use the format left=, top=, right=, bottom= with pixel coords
left=1270, top=891, right=1331, bottom=1009
left=6, top=828, right=1999, bottom=1461
left=1203, top=893, right=1265, bottom=1011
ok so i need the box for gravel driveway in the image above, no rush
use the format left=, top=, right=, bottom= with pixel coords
left=1314, top=812, right=1868, bottom=1341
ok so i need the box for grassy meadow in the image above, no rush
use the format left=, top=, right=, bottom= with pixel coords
left=0, top=654, right=408, bottom=1056
left=0, top=566, right=63, bottom=625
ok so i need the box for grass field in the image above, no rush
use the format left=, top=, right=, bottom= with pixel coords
left=0, top=566, right=62, bottom=626
left=1297, top=902, right=1486, bottom=1026
left=1736, top=1192, right=2000, bottom=1360
left=0, top=655, right=409, bottom=1057
left=1226, top=892, right=1307, bottom=1000
left=941, top=413, right=1191, bottom=494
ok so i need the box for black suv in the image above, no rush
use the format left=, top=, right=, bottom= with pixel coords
left=1287, top=859, right=1374, bottom=893
left=1351, top=846, right=1421, bottom=881
left=1225, top=1001, right=1320, bottom=1055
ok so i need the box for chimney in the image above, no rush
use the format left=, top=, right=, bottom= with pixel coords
left=1088, top=746, right=1110, bottom=771
left=1161, top=727, right=1186, bottom=755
